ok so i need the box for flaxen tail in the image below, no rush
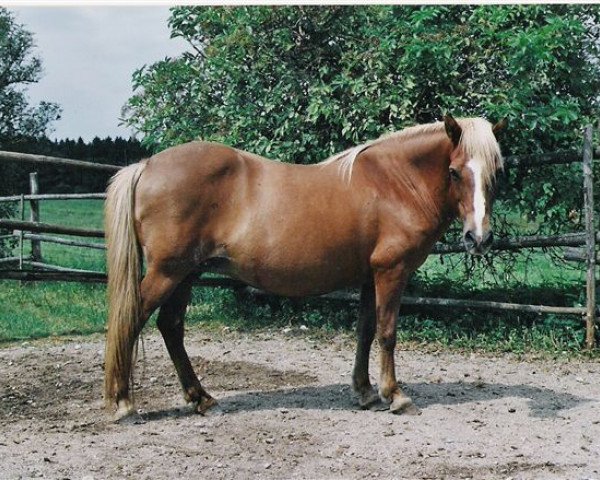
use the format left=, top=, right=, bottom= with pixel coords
left=103, top=161, right=147, bottom=407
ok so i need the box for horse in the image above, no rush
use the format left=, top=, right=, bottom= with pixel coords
left=104, top=115, right=506, bottom=419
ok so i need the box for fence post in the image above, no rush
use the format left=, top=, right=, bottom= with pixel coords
left=29, top=172, right=42, bottom=262
left=583, top=125, right=597, bottom=349
left=19, top=193, right=24, bottom=270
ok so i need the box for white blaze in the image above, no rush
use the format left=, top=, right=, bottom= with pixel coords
left=467, top=159, right=486, bottom=238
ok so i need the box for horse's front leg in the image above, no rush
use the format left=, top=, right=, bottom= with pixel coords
left=374, top=267, right=419, bottom=415
left=352, top=281, right=381, bottom=409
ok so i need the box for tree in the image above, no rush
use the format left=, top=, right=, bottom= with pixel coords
left=124, top=5, right=600, bottom=233
left=0, top=7, right=61, bottom=256
left=0, top=8, right=60, bottom=145
left=6, top=135, right=150, bottom=194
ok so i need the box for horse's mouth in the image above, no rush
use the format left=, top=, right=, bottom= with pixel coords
left=463, top=230, right=494, bottom=256
left=464, top=243, right=492, bottom=256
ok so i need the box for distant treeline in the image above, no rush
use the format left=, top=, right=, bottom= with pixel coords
left=1, top=136, right=151, bottom=195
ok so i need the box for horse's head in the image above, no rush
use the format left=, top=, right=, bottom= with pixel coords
left=444, top=115, right=506, bottom=255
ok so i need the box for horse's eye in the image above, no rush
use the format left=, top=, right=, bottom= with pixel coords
left=449, top=168, right=460, bottom=181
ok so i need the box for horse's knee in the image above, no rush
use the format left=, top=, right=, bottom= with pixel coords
left=378, top=331, right=396, bottom=352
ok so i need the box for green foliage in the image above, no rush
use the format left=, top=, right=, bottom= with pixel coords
left=124, top=5, right=600, bottom=237
left=0, top=8, right=61, bottom=147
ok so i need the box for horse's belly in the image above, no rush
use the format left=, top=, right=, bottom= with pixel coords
left=225, top=244, right=368, bottom=297
left=236, top=265, right=364, bottom=297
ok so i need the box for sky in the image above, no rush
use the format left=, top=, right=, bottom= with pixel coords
left=8, top=6, right=189, bottom=141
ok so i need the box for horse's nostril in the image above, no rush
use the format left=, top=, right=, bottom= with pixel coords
left=464, top=230, right=476, bottom=244
left=482, top=230, right=494, bottom=247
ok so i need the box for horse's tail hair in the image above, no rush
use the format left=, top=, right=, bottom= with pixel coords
left=103, top=160, right=147, bottom=408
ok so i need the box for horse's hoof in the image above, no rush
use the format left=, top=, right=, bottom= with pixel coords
left=358, top=390, right=382, bottom=410
left=113, top=399, right=138, bottom=423
left=202, top=404, right=224, bottom=417
left=368, top=401, right=389, bottom=412
left=115, top=411, right=146, bottom=425
left=194, top=396, right=219, bottom=415
left=389, top=397, right=421, bottom=415
left=114, top=405, right=145, bottom=425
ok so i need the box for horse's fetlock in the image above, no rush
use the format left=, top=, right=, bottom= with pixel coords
left=378, top=387, right=392, bottom=404
left=184, top=386, right=202, bottom=402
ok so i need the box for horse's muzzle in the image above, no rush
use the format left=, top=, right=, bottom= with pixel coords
left=464, top=230, right=494, bottom=255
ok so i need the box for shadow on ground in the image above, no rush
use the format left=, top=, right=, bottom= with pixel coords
left=139, top=380, right=590, bottom=422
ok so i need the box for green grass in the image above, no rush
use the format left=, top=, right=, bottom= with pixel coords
left=0, top=281, right=106, bottom=341
left=20, top=199, right=106, bottom=271
left=0, top=200, right=107, bottom=342
left=0, top=199, right=595, bottom=354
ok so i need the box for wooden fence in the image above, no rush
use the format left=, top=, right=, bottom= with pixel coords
left=0, top=133, right=598, bottom=348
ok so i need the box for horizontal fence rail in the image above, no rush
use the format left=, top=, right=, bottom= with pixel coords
left=0, top=256, right=24, bottom=265
left=433, top=232, right=600, bottom=254
left=0, top=193, right=106, bottom=203
left=0, top=269, right=595, bottom=318
left=0, top=151, right=121, bottom=172
left=293, top=290, right=592, bottom=317
left=0, top=269, right=106, bottom=283
left=0, top=219, right=104, bottom=238
left=20, top=233, right=106, bottom=250
left=22, top=261, right=105, bottom=275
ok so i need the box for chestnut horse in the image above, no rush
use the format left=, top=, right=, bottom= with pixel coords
left=104, top=115, right=505, bottom=419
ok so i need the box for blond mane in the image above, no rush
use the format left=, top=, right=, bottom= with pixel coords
left=321, top=118, right=503, bottom=185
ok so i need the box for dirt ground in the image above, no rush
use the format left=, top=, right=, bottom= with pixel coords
left=1, top=327, right=600, bottom=480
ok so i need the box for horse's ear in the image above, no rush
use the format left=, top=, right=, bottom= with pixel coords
left=444, top=114, right=462, bottom=146
left=492, top=118, right=508, bottom=139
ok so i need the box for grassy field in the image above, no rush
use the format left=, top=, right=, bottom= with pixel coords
left=0, top=199, right=593, bottom=353
left=0, top=200, right=106, bottom=341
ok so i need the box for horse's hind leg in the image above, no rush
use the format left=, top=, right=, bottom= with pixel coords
left=114, top=267, right=186, bottom=419
left=157, top=277, right=217, bottom=414
left=352, top=281, right=381, bottom=409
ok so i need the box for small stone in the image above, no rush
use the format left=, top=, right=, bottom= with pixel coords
left=508, top=407, right=516, bottom=413
left=264, top=463, right=272, bottom=469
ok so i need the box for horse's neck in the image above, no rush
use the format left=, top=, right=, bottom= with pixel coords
left=374, top=134, right=456, bottom=228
